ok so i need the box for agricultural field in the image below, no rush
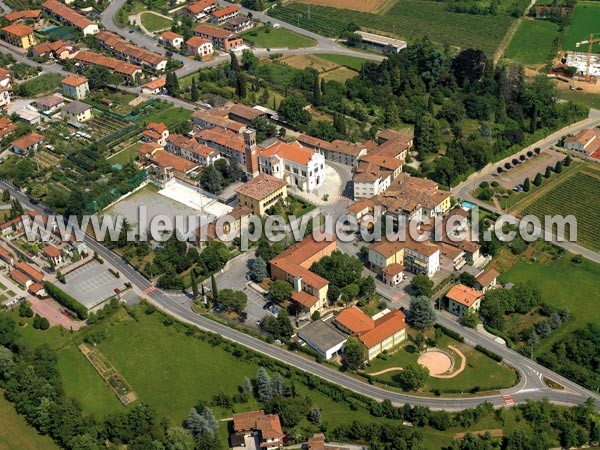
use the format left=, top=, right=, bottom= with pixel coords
left=564, top=2, right=600, bottom=53
left=140, top=11, right=172, bottom=32
left=269, top=54, right=361, bottom=82
left=13, top=73, right=62, bottom=97
left=317, top=53, right=370, bottom=71
left=242, top=26, right=317, bottom=48
left=298, top=0, right=393, bottom=13
left=518, top=165, right=600, bottom=252
left=85, top=89, right=140, bottom=115
left=136, top=105, right=193, bottom=129
left=268, top=0, right=516, bottom=55
left=504, top=19, right=560, bottom=67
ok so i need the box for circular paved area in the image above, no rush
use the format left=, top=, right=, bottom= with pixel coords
left=418, top=350, right=453, bottom=375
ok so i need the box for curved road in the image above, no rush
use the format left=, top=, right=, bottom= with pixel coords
left=100, top=0, right=384, bottom=78
left=1, top=179, right=598, bottom=410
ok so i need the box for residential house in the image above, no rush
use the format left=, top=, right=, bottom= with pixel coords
left=42, top=0, right=99, bottom=36
left=28, top=283, right=47, bottom=298
left=166, top=133, right=219, bottom=166
left=4, top=9, right=42, bottom=25
left=334, top=307, right=407, bottom=361
left=270, top=234, right=336, bottom=316
left=42, top=244, right=63, bottom=266
left=226, top=16, right=253, bottom=33
left=352, top=162, right=393, bottom=199
left=231, top=410, right=283, bottom=450
left=564, top=128, right=600, bottom=156
left=141, top=77, right=166, bottom=94
left=404, top=238, right=441, bottom=277
left=191, top=108, right=246, bottom=133
left=376, top=129, right=413, bottom=148
left=31, top=40, right=77, bottom=60
left=76, top=51, right=143, bottom=84
left=142, top=122, right=169, bottom=146
left=368, top=236, right=440, bottom=278
left=0, top=67, right=11, bottom=108
left=476, top=268, right=499, bottom=293
left=96, top=31, right=167, bottom=72
left=61, top=74, right=89, bottom=100
left=10, top=269, right=32, bottom=288
left=446, top=284, right=483, bottom=317
left=62, top=100, right=93, bottom=122
left=14, top=261, right=44, bottom=283
left=296, top=320, right=347, bottom=360
left=258, top=140, right=325, bottom=193
left=210, top=5, right=239, bottom=25
left=34, top=94, right=65, bottom=113
left=185, top=36, right=213, bottom=58
left=307, top=433, right=346, bottom=450
left=2, top=23, right=36, bottom=48
left=442, top=237, right=481, bottom=265
left=160, top=31, right=183, bottom=48
left=0, top=246, right=14, bottom=266
left=0, top=117, right=15, bottom=141
left=440, top=242, right=466, bottom=271
left=228, top=103, right=269, bottom=125
left=381, top=263, right=405, bottom=286
left=194, top=23, right=243, bottom=51
left=297, top=134, right=368, bottom=167
left=235, top=173, right=287, bottom=216
left=139, top=144, right=200, bottom=186
left=195, top=127, right=245, bottom=164
left=10, top=131, right=44, bottom=155
left=185, top=0, right=217, bottom=21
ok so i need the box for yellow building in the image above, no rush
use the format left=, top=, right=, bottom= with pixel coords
left=235, top=173, right=287, bottom=216
left=368, top=239, right=405, bottom=274
left=2, top=23, right=36, bottom=49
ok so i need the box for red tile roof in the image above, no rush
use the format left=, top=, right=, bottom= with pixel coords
left=211, top=4, right=239, bottom=17
left=186, top=0, right=216, bottom=14
left=186, top=35, right=211, bottom=48
left=42, top=244, right=61, bottom=258
left=11, top=132, right=45, bottom=149
left=0, top=117, right=15, bottom=138
left=161, top=31, right=182, bottom=41
left=476, top=268, right=499, bottom=287
left=76, top=51, right=142, bottom=76
left=335, top=306, right=374, bottom=334
left=5, top=9, right=41, bottom=21
left=235, top=173, right=286, bottom=201
left=150, top=149, right=198, bottom=173
left=14, top=261, right=44, bottom=282
left=335, top=307, right=406, bottom=349
left=143, top=77, right=166, bottom=90
left=291, top=290, right=318, bottom=308
left=61, top=74, right=88, bottom=87
left=2, top=23, right=34, bottom=36
left=381, top=262, right=404, bottom=276
left=42, top=0, right=95, bottom=30
left=260, top=140, right=315, bottom=166
left=446, top=284, right=483, bottom=307
left=10, top=269, right=30, bottom=285
left=195, top=23, right=234, bottom=39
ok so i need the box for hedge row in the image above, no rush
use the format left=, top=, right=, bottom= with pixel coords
left=44, top=281, right=88, bottom=320
left=475, top=345, right=503, bottom=362
left=434, top=324, right=464, bottom=343
left=483, top=324, right=515, bottom=349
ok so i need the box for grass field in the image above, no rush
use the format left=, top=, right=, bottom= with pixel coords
left=268, top=0, right=515, bottom=55
left=564, top=2, right=600, bottom=53
left=504, top=19, right=559, bottom=66
left=500, top=248, right=600, bottom=356
left=140, top=11, right=172, bottom=32
left=318, top=53, right=370, bottom=71
left=108, top=142, right=141, bottom=165
left=0, top=394, right=59, bottom=450
left=242, top=26, right=317, bottom=48
left=136, top=106, right=192, bottom=129
left=366, top=334, right=518, bottom=393
left=519, top=165, right=600, bottom=252
left=556, top=89, right=600, bottom=110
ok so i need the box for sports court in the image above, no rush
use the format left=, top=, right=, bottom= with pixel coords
left=62, top=261, right=126, bottom=311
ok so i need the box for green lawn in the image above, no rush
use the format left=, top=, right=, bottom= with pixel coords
left=242, top=26, right=317, bottom=49
left=505, top=19, right=559, bottom=66
left=140, top=11, right=172, bottom=32
left=136, top=106, right=193, bottom=129
left=564, top=1, right=600, bottom=53
left=0, top=394, right=60, bottom=450
left=318, top=53, right=370, bottom=71
left=500, top=251, right=600, bottom=355
left=268, top=0, right=515, bottom=55
left=556, top=89, right=600, bottom=110
left=366, top=334, right=518, bottom=393
left=108, top=142, right=141, bottom=165
left=15, top=73, right=62, bottom=97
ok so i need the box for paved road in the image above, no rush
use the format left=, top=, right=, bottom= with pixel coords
left=3, top=176, right=598, bottom=410
left=101, top=0, right=384, bottom=78
left=453, top=108, right=600, bottom=264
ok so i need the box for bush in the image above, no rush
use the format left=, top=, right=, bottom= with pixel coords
left=39, top=317, right=50, bottom=330
left=44, top=281, right=88, bottom=320
left=491, top=181, right=499, bottom=187
left=434, top=324, right=464, bottom=342
left=479, top=181, right=489, bottom=189
left=475, top=344, right=503, bottom=362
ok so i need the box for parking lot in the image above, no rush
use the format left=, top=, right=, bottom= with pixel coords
left=495, top=149, right=565, bottom=189
left=62, top=260, right=126, bottom=311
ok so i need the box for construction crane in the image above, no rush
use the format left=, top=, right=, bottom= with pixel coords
left=575, top=33, right=600, bottom=78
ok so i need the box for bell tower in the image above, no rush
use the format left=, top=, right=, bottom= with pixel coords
left=244, top=128, right=259, bottom=179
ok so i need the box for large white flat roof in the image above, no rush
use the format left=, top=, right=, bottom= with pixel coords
left=158, top=180, right=232, bottom=219
left=356, top=31, right=407, bottom=49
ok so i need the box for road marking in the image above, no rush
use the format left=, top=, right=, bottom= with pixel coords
left=502, top=394, right=516, bottom=407
left=142, top=285, right=157, bottom=295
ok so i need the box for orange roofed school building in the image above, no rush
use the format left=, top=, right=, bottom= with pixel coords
left=231, top=410, right=284, bottom=450
left=269, top=235, right=336, bottom=316
left=446, top=283, right=484, bottom=317
left=334, top=306, right=407, bottom=361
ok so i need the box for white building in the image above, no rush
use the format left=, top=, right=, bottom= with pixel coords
left=353, top=162, right=392, bottom=199
left=405, top=239, right=440, bottom=277
left=0, top=68, right=12, bottom=108
left=258, top=140, right=325, bottom=193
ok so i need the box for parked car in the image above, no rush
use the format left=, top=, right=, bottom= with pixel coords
left=263, top=302, right=273, bottom=310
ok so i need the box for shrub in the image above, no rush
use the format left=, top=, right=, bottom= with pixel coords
left=44, top=281, right=88, bottom=320
left=491, top=181, right=499, bottom=187
left=434, top=324, right=464, bottom=342
left=475, top=344, right=503, bottom=362
left=39, top=317, right=50, bottom=330
left=479, top=181, right=489, bottom=189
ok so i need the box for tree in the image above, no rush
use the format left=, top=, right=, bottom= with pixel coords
left=201, top=164, right=224, bottom=194
left=235, top=72, right=247, bottom=98
left=458, top=272, right=478, bottom=288
left=463, top=310, right=479, bottom=328
left=165, top=427, right=195, bottom=450
left=312, top=70, right=320, bottom=106
left=250, top=256, right=267, bottom=282
left=190, top=77, right=199, bottom=102
left=211, top=274, right=218, bottom=304
left=190, top=269, right=199, bottom=299
left=279, top=95, right=311, bottom=126
left=242, top=376, right=253, bottom=395
left=555, top=160, right=563, bottom=173
left=309, top=407, right=321, bottom=425
left=343, top=336, right=366, bottom=370
left=216, top=289, right=247, bottom=313
left=533, top=173, right=543, bottom=187
left=165, top=71, right=180, bottom=96
left=0, top=346, right=14, bottom=380
left=261, top=310, right=293, bottom=339
left=414, top=113, right=441, bottom=157
left=341, top=283, right=359, bottom=305
left=523, top=177, right=531, bottom=192
left=2, top=189, right=9, bottom=202
left=409, top=296, right=436, bottom=330
left=410, top=275, right=434, bottom=297
left=271, top=373, right=287, bottom=398
left=451, top=48, right=487, bottom=87
left=397, top=363, right=429, bottom=391
left=544, top=166, right=552, bottom=178
left=256, top=367, right=273, bottom=402
left=359, top=276, right=376, bottom=299
left=250, top=117, right=276, bottom=142
left=268, top=280, right=293, bottom=303
left=241, top=49, right=258, bottom=71
left=229, top=51, right=239, bottom=72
